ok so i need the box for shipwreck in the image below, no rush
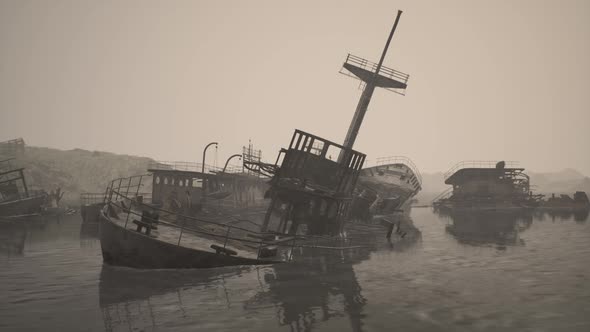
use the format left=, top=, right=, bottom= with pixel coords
left=98, top=10, right=420, bottom=269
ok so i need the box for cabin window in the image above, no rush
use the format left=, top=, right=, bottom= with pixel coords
left=310, top=141, right=324, bottom=156
left=155, top=176, right=160, bottom=185
left=179, top=178, right=184, bottom=187
left=192, top=178, right=203, bottom=188
left=185, top=179, right=189, bottom=187
left=325, top=145, right=342, bottom=162
left=164, top=177, right=168, bottom=185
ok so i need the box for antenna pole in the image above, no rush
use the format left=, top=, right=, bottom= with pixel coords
left=375, top=10, right=403, bottom=79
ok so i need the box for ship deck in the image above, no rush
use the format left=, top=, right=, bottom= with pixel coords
left=111, top=211, right=266, bottom=260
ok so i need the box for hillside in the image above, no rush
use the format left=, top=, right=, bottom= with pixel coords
left=1, top=146, right=155, bottom=205
left=3, top=144, right=588, bottom=207
left=528, top=169, right=589, bottom=194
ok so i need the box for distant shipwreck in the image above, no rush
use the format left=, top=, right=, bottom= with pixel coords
left=433, top=160, right=589, bottom=212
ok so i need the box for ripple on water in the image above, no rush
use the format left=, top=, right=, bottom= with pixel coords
left=1, top=211, right=590, bottom=331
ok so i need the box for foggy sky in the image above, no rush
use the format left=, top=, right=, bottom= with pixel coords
left=1, top=0, right=589, bottom=175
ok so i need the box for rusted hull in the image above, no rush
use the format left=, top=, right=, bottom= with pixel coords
left=98, top=211, right=272, bottom=269
left=0, top=195, right=46, bottom=217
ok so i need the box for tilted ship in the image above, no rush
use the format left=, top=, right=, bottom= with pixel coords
left=98, top=10, right=420, bottom=269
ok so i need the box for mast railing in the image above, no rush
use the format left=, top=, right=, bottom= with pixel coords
left=343, top=53, right=410, bottom=84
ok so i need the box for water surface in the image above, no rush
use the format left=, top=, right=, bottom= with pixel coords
left=1, top=208, right=589, bottom=331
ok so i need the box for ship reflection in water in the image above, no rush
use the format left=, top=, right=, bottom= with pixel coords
left=244, top=250, right=369, bottom=332
left=1, top=211, right=589, bottom=331
left=434, top=207, right=589, bottom=250
left=540, top=208, right=589, bottom=223
left=436, top=209, right=534, bottom=248
left=98, top=226, right=399, bottom=332
left=98, top=259, right=367, bottom=332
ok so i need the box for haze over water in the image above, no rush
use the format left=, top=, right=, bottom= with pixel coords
left=1, top=209, right=588, bottom=331
left=1, top=0, right=589, bottom=175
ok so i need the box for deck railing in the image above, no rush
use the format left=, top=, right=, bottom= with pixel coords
left=431, top=187, right=453, bottom=204
left=106, top=174, right=152, bottom=204
left=148, top=161, right=243, bottom=174
left=81, top=191, right=152, bottom=205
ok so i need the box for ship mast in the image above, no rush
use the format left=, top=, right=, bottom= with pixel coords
left=338, top=10, right=409, bottom=163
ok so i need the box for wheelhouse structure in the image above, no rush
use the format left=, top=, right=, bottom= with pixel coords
left=260, top=130, right=366, bottom=236
left=434, top=161, right=539, bottom=210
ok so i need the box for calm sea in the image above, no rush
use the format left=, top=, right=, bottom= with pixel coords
left=1, top=208, right=589, bottom=331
